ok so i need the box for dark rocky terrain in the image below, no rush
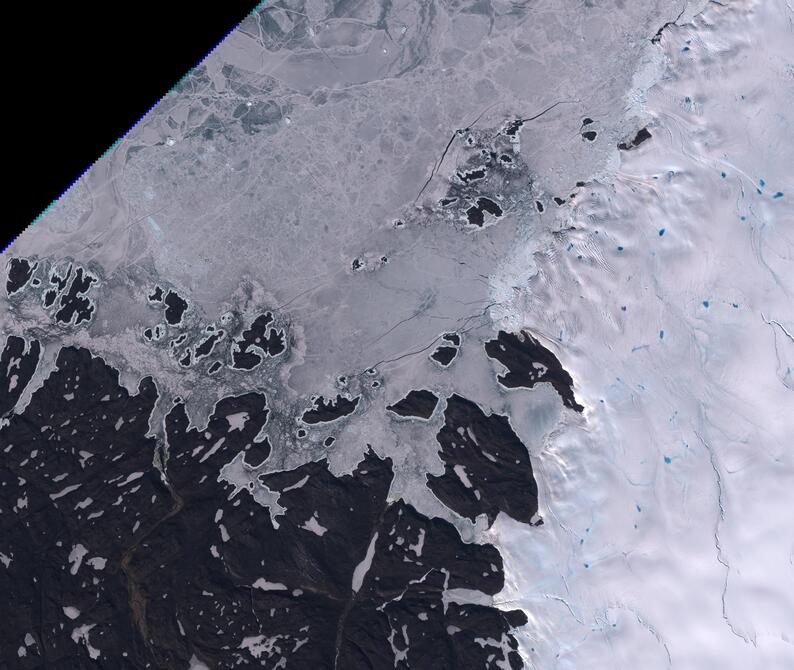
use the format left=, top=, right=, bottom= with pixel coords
left=1, top=339, right=531, bottom=669
left=485, top=330, right=583, bottom=412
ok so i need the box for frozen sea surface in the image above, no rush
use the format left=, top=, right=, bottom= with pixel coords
left=1, top=0, right=791, bottom=667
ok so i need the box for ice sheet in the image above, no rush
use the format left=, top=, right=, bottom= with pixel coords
left=489, top=1, right=794, bottom=667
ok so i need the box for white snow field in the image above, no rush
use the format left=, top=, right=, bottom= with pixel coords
left=489, top=1, right=793, bottom=668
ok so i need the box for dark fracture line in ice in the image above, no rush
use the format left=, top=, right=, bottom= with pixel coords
left=761, top=313, right=794, bottom=344
left=366, top=308, right=430, bottom=347
left=543, top=594, right=585, bottom=625
left=517, top=99, right=579, bottom=124
left=761, top=313, right=794, bottom=391
left=651, top=4, right=687, bottom=43
left=610, top=603, right=673, bottom=668
left=413, top=99, right=578, bottom=203
left=413, top=132, right=459, bottom=204
left=362, top=302, right=497, bottom=372
left=276, top=283, right=326, bottom=311
left=695, top=430, right=754, bottom=645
